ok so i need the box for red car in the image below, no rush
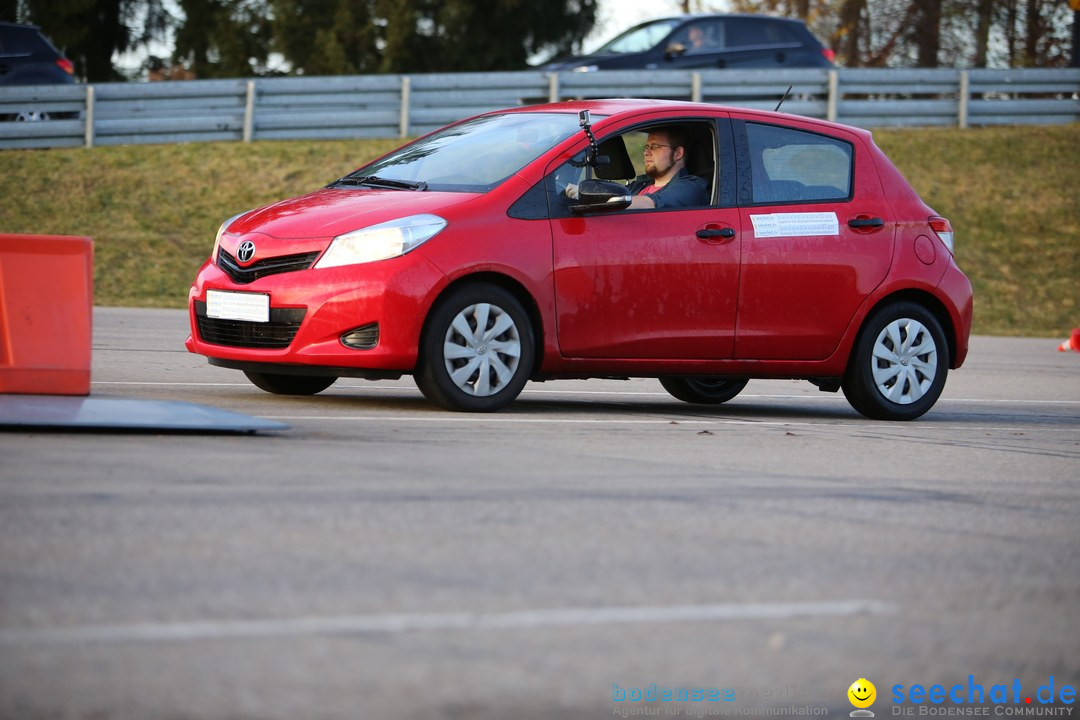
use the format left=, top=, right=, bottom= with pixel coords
left=187, top=99, right=972, bottom=420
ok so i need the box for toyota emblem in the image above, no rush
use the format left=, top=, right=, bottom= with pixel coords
left=236, top=240, right=256, bottom=263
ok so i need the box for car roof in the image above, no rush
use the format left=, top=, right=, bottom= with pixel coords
left=631, top=14, right=812, bottom=27
left=498, top=99, right=873, bottom=141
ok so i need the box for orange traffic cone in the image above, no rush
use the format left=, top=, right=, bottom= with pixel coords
left=1058, top=328, right=1080, bottom=352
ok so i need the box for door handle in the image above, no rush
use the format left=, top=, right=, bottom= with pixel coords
left=696, top=228, right=736, bottom=239
left=848, top=217, right=884, bottom=229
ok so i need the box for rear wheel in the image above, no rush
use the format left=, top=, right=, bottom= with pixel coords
left=15, top=110, right=51, bottom=122
left=243, top=371, right=336, bottom=396
left=659, top=377, right=748, bottom=404
left=842, top=302, right=949, bottom=421
left=415, top=283, right=534, bottom=412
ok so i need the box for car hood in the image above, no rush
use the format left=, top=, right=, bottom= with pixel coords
left=229, top=187, right=482, bottom=240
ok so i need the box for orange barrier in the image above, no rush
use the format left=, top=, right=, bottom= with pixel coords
left=0, top=234, right=93, bottom=395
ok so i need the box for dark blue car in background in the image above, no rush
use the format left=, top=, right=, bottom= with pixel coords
left=1, top=22, right=76, bottom=121
left=543, top=14, right=835, bottom=73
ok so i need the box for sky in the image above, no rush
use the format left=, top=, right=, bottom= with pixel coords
left=584, top=0, right=695, bottom=53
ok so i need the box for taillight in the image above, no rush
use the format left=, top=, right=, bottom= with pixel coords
left=822, top=48, right=836, bottom=63
left=57, top=58, right=74, bottom=75
left=929, top=216, right=954, bottom=254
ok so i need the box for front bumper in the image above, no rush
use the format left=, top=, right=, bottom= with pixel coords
left=185, top=252, right=448, bottom=371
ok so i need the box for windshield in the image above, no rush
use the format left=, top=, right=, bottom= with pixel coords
left=593, top=18, right=681, bottom=54
left=342, top=113, right=586, bottom=193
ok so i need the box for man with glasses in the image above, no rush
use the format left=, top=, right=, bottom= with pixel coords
left=626, top=127, right=708, bottom=209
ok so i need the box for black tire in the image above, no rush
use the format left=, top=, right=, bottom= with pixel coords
left=243, top=371, right=336, bottom=396
left=415, top=283, right=534, bottom=412
left=659, top=377, right=749, bottom=404
left=15, top=110, right=51, bottom=122
left=842, top=301, right=949, bottom=421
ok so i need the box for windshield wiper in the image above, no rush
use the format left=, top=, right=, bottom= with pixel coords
left=333, top=174, right=427, bottom=191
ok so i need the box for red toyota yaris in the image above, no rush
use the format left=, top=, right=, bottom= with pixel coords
left=187, top=99, right=972, bottom=420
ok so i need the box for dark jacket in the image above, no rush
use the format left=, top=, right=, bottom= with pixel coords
left=626, top=168, right=709, bottom=209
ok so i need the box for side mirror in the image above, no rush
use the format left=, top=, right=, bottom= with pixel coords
left=665, top=42, right=687, bottom=59
left=570, top=179, right=632, bottom=214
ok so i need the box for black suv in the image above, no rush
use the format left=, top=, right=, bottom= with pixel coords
left=0, top=22, right=77, bottom=121
left=543, top=14, right=834, bottom=72
left=0, top=22, right=76, bottom=86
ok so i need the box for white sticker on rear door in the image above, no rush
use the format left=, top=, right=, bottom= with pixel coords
left=750, top=212, right=839, bottom=238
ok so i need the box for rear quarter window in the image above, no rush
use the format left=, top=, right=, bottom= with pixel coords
left=746, top=122, right=853, bottom=204
left=0, top=27, right=51, bottom=56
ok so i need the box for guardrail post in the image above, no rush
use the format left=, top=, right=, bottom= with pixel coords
left=243, top=80, right=256, bottom=143
left=548, top=73, right=560, bottom=103
left=827, top=70, right=839, bottom=122
left=691, top=72, right=702, bottom=103
left=958, top=70, right=970, bottom=129
left=83, top=85, right=95, bottom=148
left=399, top=75, right=411, bottom=138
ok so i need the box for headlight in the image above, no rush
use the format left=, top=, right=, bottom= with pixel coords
left=572, top=65, right=598, bottom=73
left=212, top=213, right=244, bottom=260
left=315, top=214, right=447, bottom=269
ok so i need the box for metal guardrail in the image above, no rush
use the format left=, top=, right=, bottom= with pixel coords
left=0, top=68, right=1077, bottom=150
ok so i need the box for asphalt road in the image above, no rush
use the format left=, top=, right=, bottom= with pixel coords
left=1, top=308, right=1078, bottom=720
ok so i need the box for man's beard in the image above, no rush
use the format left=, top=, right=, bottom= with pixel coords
left=646, top=158, right=673, bottom=179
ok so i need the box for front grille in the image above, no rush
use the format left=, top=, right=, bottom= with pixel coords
left=194, top=301, right=306, bottom=349
left=217, top=248, right=321, bottom=284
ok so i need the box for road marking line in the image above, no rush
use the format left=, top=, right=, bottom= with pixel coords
left=0, top=600, right=895, bottom=646
left=89, top=382, right=1080, bottom=405
left=258, top=416, right=1078, bottom=433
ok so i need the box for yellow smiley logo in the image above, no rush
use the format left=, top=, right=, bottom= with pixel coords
left=848, top=678, right=877, bottom=708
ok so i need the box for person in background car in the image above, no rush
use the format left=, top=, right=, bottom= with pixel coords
left=686, top=25, right=711, bottom=51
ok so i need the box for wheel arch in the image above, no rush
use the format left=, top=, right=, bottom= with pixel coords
left=419, top=272, right=546, bottom=375
left=854, top=289, right=959, bottom=370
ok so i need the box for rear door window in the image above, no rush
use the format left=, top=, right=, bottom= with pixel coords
left=745, top=122, right=853, bottom=204
left=724, top=18, right=800, bottom=48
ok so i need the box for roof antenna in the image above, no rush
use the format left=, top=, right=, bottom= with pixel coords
left=774, top=85, right=793, bottom=112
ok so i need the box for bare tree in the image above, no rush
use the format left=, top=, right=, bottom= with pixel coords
left=974, top=0, right=996, bottom=66
left=833, top=0, right=866, bottom=66
left=1024, top=0, right=1046, bottom=65
left=698, top=0, right=1070, bottom=67
left=911, top=0, right=943, bottom=65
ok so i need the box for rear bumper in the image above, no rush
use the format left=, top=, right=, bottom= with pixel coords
left=937, top=260, right=974, bottom=368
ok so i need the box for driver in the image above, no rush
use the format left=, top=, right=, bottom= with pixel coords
left=626, top=126, right=708, bottom=209
left=565, top=126, right=708, bottom=210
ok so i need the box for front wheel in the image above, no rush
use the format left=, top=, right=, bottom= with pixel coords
left=243, top=371, right=336, bottom=396
left=659, top=377, right=748, bottom=404
left=842, top=302, right=949, bottom=421
left=415, top=283, right=535, bottom=412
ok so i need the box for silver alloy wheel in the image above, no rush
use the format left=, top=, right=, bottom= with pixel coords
left=442, top=302, right=522, bottom=397
left=871, top=318, right=938, bottom=405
